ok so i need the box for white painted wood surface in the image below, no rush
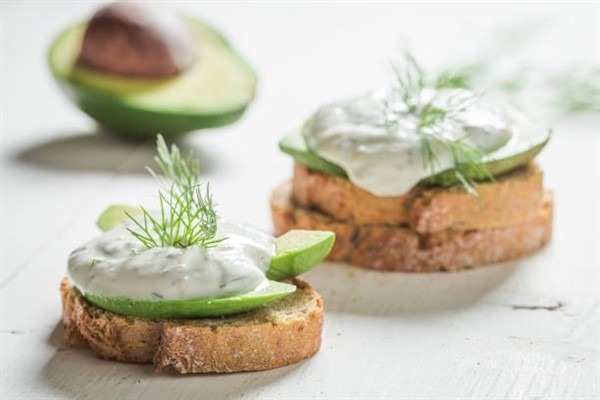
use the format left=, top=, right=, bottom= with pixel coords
left=1, top=2, right=598, bottom=399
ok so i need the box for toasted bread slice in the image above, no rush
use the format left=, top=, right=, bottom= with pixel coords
left=273, top=182, right=553, bottom=272
left=61, top=278, right=323, bottom=374
left=292, top=163, right=544, bottom=234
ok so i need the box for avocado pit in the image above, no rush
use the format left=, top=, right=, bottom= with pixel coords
left=78, top=2, right=195, bottom=77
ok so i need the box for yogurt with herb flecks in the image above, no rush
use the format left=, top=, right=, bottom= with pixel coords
left=68, top=220, right=274, bottom=301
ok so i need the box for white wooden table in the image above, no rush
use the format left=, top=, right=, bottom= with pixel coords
left=1, top=2, right=598, bottom=399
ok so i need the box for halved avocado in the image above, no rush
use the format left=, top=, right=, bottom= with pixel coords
left=48, top=18, right=257, bottom=138
left=83, top=280, right=296, bottom=319
left=279, top=128, right=550, bottom=187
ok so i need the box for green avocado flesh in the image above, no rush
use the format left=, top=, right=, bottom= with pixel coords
left=279, top=130, right=346, bottom=177
left=267, top=230, right=336, bottom=281
left=88, top=207, right=335, bottom=318
left=96, top=204, right=142, bottom=231
left=48, top=19, right=257, bottom=138
left=84, top=280, right=296, bottom=319
left=279, top=128, right=550, bottom=188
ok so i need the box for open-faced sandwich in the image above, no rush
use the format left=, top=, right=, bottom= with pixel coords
left=61, top=136, right=335, bottom=374
left=272, top=55, right=552, bottom=272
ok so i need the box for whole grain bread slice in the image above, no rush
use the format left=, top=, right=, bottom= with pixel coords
left=273, top=181, right=553, bottom=272
left=61, top=278, right=323, bottom=374
left=292, top=163, right=544, bottom=233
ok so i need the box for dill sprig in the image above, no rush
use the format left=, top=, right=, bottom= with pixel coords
left=549, top=66, right=600, bottom=115
left=125, top=135, right=225, bottom=249
left=388, top=52, right=426, bottom=115
left=385, top=52, right=493, bottom=195
left=417, top=94, right=494, bottom=196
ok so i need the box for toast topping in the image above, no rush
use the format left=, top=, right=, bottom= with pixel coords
left=68, top=219, right=273, bottom=301
left=304, top=88, right=545, bottom=197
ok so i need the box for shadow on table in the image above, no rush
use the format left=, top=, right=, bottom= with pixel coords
left=15, top=130, right=218, bottom=175
left=304, top=260, right=521, bottom=317
left=40, top=323, right=300, bottom=399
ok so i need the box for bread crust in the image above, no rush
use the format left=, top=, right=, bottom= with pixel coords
left=60, top=278, right=323, bottom=373
left=292, top=163, right=544, bottom=233
left=273, top=181, right=553, bottom=272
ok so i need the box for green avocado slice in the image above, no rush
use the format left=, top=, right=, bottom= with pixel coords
left=48, top=18, right=257, bottom=138
left=279, top=129, right=346, bottom=177
left=96, top=204, right=142, bottom=232
left=267, top=230, right=336, bottom=281
left=83, top=280, right=296, bottom=319
left=425, top=135, right=549, bottom=186
left=279, top=128, right=550, bottom=187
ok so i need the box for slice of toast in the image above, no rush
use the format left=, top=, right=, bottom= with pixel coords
left=292, top=163, right=544, bottom=234
left=61, top=278, right=323, bottom=374
left=273, top=181, right=553, bottom=272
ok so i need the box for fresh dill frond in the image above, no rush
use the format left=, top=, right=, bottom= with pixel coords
left=549, top=66, right=600, bottom=115
left=126, top=135, right=225, bottom=249
left=417, top=93, right=492, bottom=196
left=150, top=135, right=199, bottom=191
left=433, top=62, right=487, bottom=91
left=432, top=29, right=599, bottom=117
left=384, top=51, right=426, bottom=130
left=392, top=52, right=426, bottom=111
left=385, top=53, right=493, bottom=196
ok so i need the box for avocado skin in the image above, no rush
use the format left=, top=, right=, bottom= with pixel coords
left=48, top=20, right=256, bottom=139
left=279, top=129, right=549, bottom=187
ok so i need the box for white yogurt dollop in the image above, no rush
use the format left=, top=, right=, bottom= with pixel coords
left=303, top=88, right=536, bottom=196
left=68, top=220, right=274, bottom=301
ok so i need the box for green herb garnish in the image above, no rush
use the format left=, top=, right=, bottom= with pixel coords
left=125, top=135, right=225, bottom=249
left=385, top=52, right=493, bottom=196
left=431, top=25, right=599, bottom=116
left=549, top=66, right=600, bottom=115
left=434, top=62, right=488, bottom=91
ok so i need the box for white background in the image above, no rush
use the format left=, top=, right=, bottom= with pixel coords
left=1, top=1, right=599, bottom=399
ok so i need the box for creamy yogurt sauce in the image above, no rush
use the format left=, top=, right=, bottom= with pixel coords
left=304, top=88, right=542, bottom=196
left=68, top=220, right=274, bottom=301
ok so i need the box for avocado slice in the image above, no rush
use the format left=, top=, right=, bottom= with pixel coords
left=426, top=133, right=550, bottom=186
left=268, top=230, right=335, bottom=281
left=279, top=129, right=346, bottom=177
left=96, top=204, right=142, bottom=231
left=279, top=128, right=550, bottom=187
left=48, top=19, right=257, bottom=138
left=83, top=280, right=296, bottom=319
